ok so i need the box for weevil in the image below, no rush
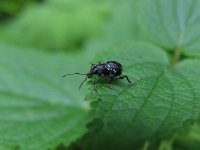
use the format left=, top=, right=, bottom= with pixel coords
left=63, top=61, right=132, bottom=89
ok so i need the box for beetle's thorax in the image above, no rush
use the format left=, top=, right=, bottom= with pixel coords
left=88, top=64, right=107, bottom=77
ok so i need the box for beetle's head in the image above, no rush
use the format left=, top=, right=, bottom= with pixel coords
left=91, top=64, right=98, bottom=71
left=87, top=64, right=98, bottom=77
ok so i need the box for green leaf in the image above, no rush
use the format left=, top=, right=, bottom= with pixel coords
left=140, top=0, right=200, bottom=57
left=81, top=43, right=200, bottom=150
left=0, top=44, right=90, bottom=150
left=86, top=0, right=143, bottom=54
left=176, top=59, right=200, bottom=112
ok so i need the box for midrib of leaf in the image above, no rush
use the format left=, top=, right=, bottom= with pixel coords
left=148, top=74, right=175, bottom=136
left=180, top=0, right=199, bottom=45
left=131, top=70, right=166, bottom=124
left=171, top=1, right=188, bottom=65
left=171, top=0, right=200, bottom=63
left=141, top=0, right=200, bottom=57
left=171, top=0, right=191, bottom=65
left=115, top=72, right=176, bottom=139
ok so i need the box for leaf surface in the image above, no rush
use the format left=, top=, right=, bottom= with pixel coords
left=140, top=0, right=200, bottom=57
left=82, top=43, right=200, bottom=150
left=0, top=45, right=90, bottom=150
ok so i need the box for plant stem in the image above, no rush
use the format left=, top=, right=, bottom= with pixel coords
left=142, top=140, right=150, bottom=150
left=158, top=136, right=175, bottom=150
left=171, top=31, right=185, bottom=65
left=171, top=46, right=181, bottom=65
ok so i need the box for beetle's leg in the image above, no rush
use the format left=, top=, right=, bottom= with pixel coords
left=117, top=75, right=132, bottom=84
left=106, top=77, right=114, bottom=89
left=93, top=77, right=103, bottom=84
left=93, top=75, right=105, bottom=90
left=108, top=77, right=114, bottom=84
left=79, top=77, right=88, bottom=89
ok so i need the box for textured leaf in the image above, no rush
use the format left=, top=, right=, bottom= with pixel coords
left=0, top=44, right=90, bottom=150
left=81, top=43, right=200, bottom=150
left=176, top=60, right=200, bottom=112
left=140, top=0, right=200, bottom=57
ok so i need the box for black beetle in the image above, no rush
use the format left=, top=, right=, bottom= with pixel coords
left=63, top=61, right=132, bottom=89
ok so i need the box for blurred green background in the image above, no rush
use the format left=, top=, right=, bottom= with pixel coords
left=0, top=0, right=112, bottom=52
left=0, top=0, right=200, bottom=150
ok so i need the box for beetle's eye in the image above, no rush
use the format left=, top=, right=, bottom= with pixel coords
left=92, top=64, right=96, bottom=68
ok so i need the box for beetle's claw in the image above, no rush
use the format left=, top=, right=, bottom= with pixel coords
left=93, top=84, right=97, bottom=91
left=130, top=81, right=136, bottom=85
left=107, top=84, right=113, bottom=89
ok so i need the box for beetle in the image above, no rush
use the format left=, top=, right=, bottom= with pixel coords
left=63, top=61, right=132, bottom=89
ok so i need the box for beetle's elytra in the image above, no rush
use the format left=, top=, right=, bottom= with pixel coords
left=63, top=61, right=133, bottom=90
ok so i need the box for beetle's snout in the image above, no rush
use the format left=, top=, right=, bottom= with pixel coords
left=86, top=73, right=93, bottom=78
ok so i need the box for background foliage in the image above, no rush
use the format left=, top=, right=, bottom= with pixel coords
left=0, top=0, right=200, bottom=150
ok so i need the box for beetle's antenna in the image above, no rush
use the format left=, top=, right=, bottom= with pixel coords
left=79, top=77, right=88, bottom=89
left=62, top=73, right=87, bottom=77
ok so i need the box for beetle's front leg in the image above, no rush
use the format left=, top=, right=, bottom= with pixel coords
left=92, top=75, right=104, bottom=90
left=106, top=77, right=114, bottom=89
